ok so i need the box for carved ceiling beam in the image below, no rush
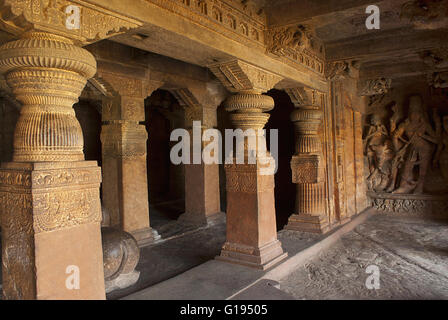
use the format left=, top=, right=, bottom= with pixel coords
left=326, top=29, right=448, bottom=62
left=0, top=0, right=142, bottom=45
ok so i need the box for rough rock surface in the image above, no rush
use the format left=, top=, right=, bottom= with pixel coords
left=279, top=214, right=448, bottom=299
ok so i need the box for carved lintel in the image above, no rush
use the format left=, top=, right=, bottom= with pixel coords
left=359, top=78, right=392, bottom=96
left=0, top=0, right=142, bottom=45
left=209, top=60, right=282, bottom=93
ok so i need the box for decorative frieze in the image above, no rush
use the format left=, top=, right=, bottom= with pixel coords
left=0, top=162, right=102, bottom=235
left=144, top=0, right=266, bottom=47
left=225, top=163, right=274, bottom=193
left=369, top=192, right=448, bottom=218
left=0, top=0, right=141, bottom=44
left=265, top=24, right=325, bottom=76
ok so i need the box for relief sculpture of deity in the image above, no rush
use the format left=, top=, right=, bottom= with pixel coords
left=364, top=95, right=443, bottom=195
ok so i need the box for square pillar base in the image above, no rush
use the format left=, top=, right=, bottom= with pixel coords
left=216, top=240, right=288, bottom=270
left=285, top=214, right=330, bottom=234
left=131, top=227, right=161, bottom=247
left=0, top=161, right=105, bottom=300
left=177, top=211, right=225, bottom=227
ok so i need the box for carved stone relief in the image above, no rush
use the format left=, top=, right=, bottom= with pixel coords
left=364, top=93, right=448, bottom=215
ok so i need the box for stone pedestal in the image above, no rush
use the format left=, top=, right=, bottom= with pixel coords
left=285, top=88, right=329, bottom=234
left=217, top=160, right=287, bottom=269
left=0, top=32, right=105, bottom=299
left=0, top=162, right=105, bottom=299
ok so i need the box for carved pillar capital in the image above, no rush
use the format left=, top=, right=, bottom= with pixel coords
left=0, top=31, right=97, bottom=162
left=100, top=121, right=147, bottom=160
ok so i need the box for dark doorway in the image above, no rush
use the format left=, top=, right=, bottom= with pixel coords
left=266, top=89, right=296, bottom=230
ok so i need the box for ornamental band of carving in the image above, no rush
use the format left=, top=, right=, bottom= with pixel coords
left=0, top=0, right=141, bottom=43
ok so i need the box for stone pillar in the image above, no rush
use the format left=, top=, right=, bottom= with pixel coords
left=209, top=60, right=287, bottom=269
left=172, top=88, right=223, bottom=226
left=99, top=74, right=162, bottom=247
left=0, top=32, right=105, bottom=299
left=0, top=0, right=142, bottom=300
left=284, top=87, right=329, bottom=234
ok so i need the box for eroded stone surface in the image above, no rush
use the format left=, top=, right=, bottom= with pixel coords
left=279, top=214, right=448, bottom=299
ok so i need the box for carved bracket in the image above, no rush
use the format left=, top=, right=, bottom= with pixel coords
left=285, top=87, right=320, bottom=107
left=208, top=60, right=282, bottom=93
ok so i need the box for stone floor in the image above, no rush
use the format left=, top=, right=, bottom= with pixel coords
left=107, top=201, right=226, bottom=300
left=278, top=214, right=448, bottom=300
left=1, top=209, right=447, bottom=300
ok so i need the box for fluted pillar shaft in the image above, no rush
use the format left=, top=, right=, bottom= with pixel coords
left=0, top=32, right=105, bottom=299
left=216, top=90, right=287, bottom=270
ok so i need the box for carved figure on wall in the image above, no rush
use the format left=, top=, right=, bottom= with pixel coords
left=364, top=95, right=445, bottom=195
left=391, top=96, right=438, bottom=194
left=364, top=114, right=394, bottom=191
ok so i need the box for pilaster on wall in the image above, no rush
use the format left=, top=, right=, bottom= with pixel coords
left=209, top=60, right=287, bottom=270
left=98, top=68, right=163, bottom=247
left=0, top=0, right=142, bottom=300
left=170, top=87, right=225, bottom=226
left=326, top=62, right=374, bottom=222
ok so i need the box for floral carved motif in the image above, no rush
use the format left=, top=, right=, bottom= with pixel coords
left=265, top=25, right=325, bottom=75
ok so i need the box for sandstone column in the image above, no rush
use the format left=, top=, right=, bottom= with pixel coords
left=0, top=31, right=106, bottom=299
left=99, top=70, right=162, bottom=246
left=284, top=87, right=330, bottom=234
left=171, top=88, right=224, bottom=226
left=209, top=60, right=287, bottom=269
left=0, top=1, right=141, bottom=299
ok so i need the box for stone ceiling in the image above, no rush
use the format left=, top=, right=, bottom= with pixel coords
left=0, top=0, right=447, bottom=88
left=262, top=0, right=448, bottom=84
